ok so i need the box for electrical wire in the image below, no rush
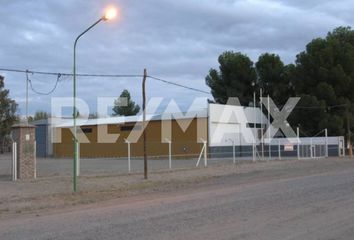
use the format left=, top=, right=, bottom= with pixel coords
left=313, top=129, right=326, bottom=137
left=147, top=76, right=210, bottom=94
left=0, top=67, right=211, bottom=95
left=295, top=103, right=353, bottom=109
left=4, top=67, right=354, bottom=102
left=27, top=73, right=62, bottom=95
left=298, top=128, right=310, bottom=137
left=2, top=68, right=68, bottom=77
left=0, top=67, right=143, bottom=78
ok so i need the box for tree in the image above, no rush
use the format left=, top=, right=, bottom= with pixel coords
left=29, top=111, right=49, bottom=122
left=255, top=53, right=294, bottom=105
left=112, top=90, right=140, bottom=116
left=88, top=112, right=98, bottom=119
left=288, top=95, right=327, bottom=136
left=205, top=51, right=256, bottom=105
left=256, top=53, right=284, bottom=93
left=293, top=26, right=354, bottom=137
left=204, top=27, right=354, bottom=139
left=0, top=76, right=18, bottom=153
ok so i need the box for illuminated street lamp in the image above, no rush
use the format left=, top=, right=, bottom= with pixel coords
left=72, top=7, right=117, bottom=192
left=103, top=8, right=118, bottom=21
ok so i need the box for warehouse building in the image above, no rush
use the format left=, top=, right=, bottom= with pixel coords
left=53, top=112, right=208, bottom=158
left=44, top=103, right=344, bottom=159
left=51, top=104, right=266, bottom=158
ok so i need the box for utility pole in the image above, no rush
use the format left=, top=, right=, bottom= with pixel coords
left=260, top=88, right=264, bottom=160
left=142, top=69, right=148, bottom=179
left=25, top=70, right=29, bottom=124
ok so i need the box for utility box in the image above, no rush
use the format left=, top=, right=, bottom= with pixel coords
left=11, top=124, right=36, bottom=179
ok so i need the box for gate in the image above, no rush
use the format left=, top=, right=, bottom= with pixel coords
left=0, top=141, right=16, bottom=181
left=299, top=138, right=326, bottom=159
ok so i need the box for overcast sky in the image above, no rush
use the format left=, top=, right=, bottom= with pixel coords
left=1, top=0, right=353, bottom=117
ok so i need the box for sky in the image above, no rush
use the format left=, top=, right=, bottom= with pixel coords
left=1, top=0, right=353, bottom=117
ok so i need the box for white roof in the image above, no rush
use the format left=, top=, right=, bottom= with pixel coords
left=53, top=104, right=267, bottom=128
left=54, top=110, right=208, bottom=128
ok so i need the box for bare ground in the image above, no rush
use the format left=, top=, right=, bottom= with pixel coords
left=0, top=157, right=354, bottom=239
left=0, top=157, right=352, bottom=220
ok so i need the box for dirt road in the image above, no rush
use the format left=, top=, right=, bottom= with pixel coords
left=1, top=158, right=354, bottom=239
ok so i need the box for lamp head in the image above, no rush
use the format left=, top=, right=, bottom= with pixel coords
left=103, top=7, right=117, bottom=21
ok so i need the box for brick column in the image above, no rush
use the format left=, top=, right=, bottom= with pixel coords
left=11, top=124, right=36, bottom=179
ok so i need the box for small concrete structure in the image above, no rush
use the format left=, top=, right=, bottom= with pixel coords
left=11, top=124, right=36, bottom=179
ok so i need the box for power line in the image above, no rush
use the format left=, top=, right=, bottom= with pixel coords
left=0, top=67, right=143, bottom=78
left=0, top=67, right=211, bottom=95
left=6, top=67, right=354, bottom=102
left=295, top=103, right=354, bottom=109
left=27, top=73, right=62, bottom=95
left=147, top=76, right=210, bottom=94
left=313, top=129, right=326, bottom=137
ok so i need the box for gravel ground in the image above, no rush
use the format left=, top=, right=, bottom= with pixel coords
left=0, top=156, right=351, bottom=216
left=0, top=157, right=354, bottom=239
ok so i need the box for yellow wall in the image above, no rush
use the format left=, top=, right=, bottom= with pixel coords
left=53, top=118, right=208, bottom=158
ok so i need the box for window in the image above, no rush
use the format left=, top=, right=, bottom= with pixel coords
left=81, top=128, right=93, bottom=133
left=120, top=125, right=141, bottom=131
left=247, top=123, right=264, bottom=128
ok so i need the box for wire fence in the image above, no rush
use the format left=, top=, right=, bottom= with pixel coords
left=0, top=138, right=345, bottom=180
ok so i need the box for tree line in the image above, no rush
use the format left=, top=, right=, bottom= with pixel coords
left=206, top=26, right=354, bottom=140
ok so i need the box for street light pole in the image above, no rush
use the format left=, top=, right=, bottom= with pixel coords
left=72, top=8, right=117, bottom=192
left=73, top=18, right=103, bottom=192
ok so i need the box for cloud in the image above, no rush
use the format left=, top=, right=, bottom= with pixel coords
left=0, top=0, right=353, bottom=115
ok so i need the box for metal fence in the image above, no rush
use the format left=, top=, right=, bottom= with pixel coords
left=0, top=137, right=344, bottom=180
left=0, top=142, right=16, bottom=181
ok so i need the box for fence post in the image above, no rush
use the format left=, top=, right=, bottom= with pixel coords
left=203, top=140, right=208, bottom=167
left=169, top=141, right=172, bottom=170
left=278, top=139, right=281, bottom=160
left=310, top=138, right=314, bottom=158
left=325, top=128, right=328, bottom=158
left=252, top=144, right=256, bottom=162
left=253, top=91, right=256, bottom=162
left=228, top=139, right=236, bottom=164
left=297, top=127, right=300, bottom=160
left=125, top=139, right=131, bottom=173
left=233, top=141, right=236, bottom=164
left=267, top=95, right=271, bottom=161
left=12, top=142, right=17, bottom=181
left=196, top=143, right=205, bottom=167
left=76, top=142, right=80, bottom=176
left=165, top=138, right=172, bottom=170
left=34, top=141, right=37, bottom=179
left=196, top=139, right=208, bottom=167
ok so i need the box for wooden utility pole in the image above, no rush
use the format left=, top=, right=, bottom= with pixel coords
left=25, top=70, right=29, bottom=124
left=142, top=69, right=148, bottom=179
